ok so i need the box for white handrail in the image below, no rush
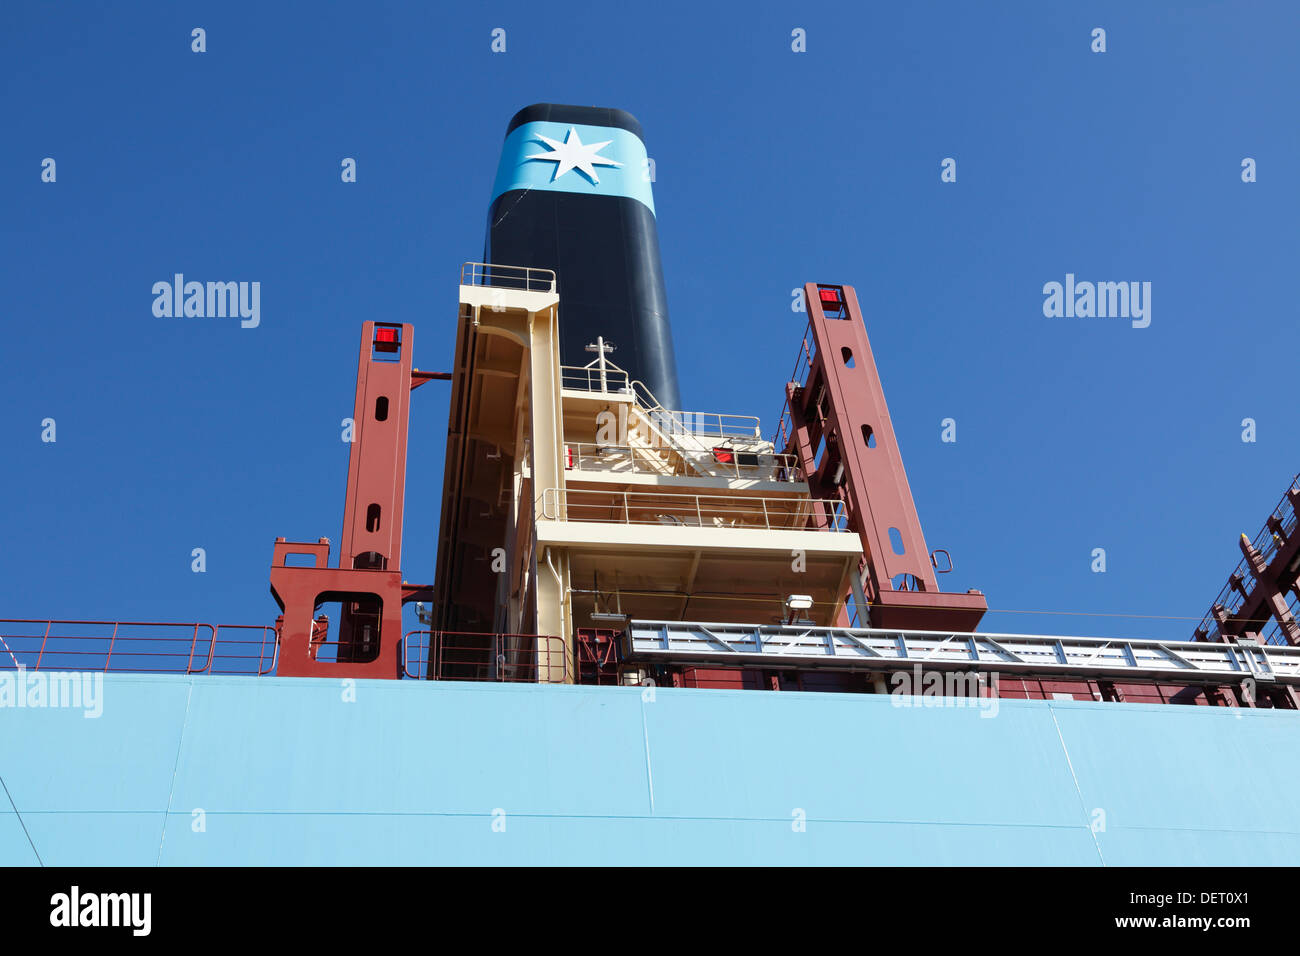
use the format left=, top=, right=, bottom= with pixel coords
left=460, top=261, right=557, bottom=293
left=564, top=442, right=802, bottom=482
left=540, top=488, right=848, bottom=532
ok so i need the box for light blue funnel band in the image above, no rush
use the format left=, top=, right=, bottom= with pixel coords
left=489, top=121, right=656, bottom=215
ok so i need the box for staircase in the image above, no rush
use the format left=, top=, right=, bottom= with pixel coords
left=562, top=355, right=784, bottom=482
left=626, top=380, right=774, bottom=480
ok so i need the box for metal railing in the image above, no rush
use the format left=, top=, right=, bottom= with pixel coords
left=0, top=618, right=575, bottom=683
left=0, top=619, right=277, bottom=675
left=772, top=322, right=817, bottom=452
left=642, top=405, right=763, bottom=442
left=402, top=631, right=568, bottom=682
left=625, top=619, right=1300, bottom=686
left=1195, top=473, right=1300, bottom=643
left=1255, top=473, right=1300, bottom=555
left=565, top=442, right=802, bottom=482
left=1262, top=590, right=1300, bottom=648
left=629, top=379, right=761, bottom=440
left=561, top=364, right=631, bottom=393
left=540, top=487, right=849, bottom=531
left=460, top=261, right=557, bottom=293
left=559, top=364, right=763, bottom=440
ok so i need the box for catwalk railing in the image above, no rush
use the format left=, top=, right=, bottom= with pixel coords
left=459, top=261, right=557, bottom=293
left=1263, top=590, right=1300, bottom=648
left=1195, top=473, right=1300, bottom=646
left=539, top=488, right=850, bottom=531
left=12, top=616, right=1293, bottom=693
left=772, top=321, right=817, bottom=452
left=564, top=441, right=802, bottom=483
left=0, top=619, right=565, bottom=683
left=401, top=631, right=569, bottom=682
left=561, top=364, right=632, bottom=394
left=625, top=620, right=1300, bottom=686
left=559, top=365, right=763, bottom=441
left=0, top=619, right=277, bottom=675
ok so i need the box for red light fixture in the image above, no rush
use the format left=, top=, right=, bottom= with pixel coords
left=374, top=327, right=399, bottom=353
left=818, top=288, right=841, bottom=305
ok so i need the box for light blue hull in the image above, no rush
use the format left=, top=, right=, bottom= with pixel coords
left=3, top=675, right=1298, bottom=865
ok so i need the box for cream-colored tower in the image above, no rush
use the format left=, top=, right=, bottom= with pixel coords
left=434, top=264, right=862, bottom=684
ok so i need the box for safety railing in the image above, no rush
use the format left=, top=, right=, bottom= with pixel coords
left=772, top=321, right=817, bottom=452
left=629, top=380, right=761, bottom=440
left=460, top=261, right=557, bottom=293
left=1262, top=590, right=1300, bottom=648
left=626, top=619, right=1300, bottom=686
left=0, top=619, right=576, bottom=682
left=561, top=364, right=632, bottom=393
left=540, top=487, right=850, bottom=532
left=1194, top=473, right=1300, bottom=643
left=402, top=631, right=569, bottom=682
left=1253, top=473, right=1300, bottom=561
left=1195, top=578, right=1250, bottom=645
left=0, top=619, right=277, bottom=676
left=564, top=442, right=802, bottom=482
left=558, top=363, right=763, bottom=440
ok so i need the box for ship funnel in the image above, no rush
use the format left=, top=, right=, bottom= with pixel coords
left=484, top=103, right=681, bottom=410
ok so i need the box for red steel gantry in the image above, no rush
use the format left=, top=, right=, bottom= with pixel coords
left=269, top=322, right=443, bottom=678
left=776, top=283, right=987, bottom=632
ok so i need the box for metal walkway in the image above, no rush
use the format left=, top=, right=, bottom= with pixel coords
left=625, top=620, right=1300, bottom=685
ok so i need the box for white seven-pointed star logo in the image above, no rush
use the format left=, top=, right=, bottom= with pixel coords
left=526, top=127, right=622, bottom=184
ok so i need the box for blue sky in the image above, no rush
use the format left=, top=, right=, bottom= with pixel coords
left=1, top=0, right=1296, bottom=642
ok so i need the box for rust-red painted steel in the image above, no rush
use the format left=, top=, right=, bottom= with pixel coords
left=1196, top=476, right=1300, bottom=646
left=787, top=283, right=987, bottom=631
left=269, top=323, right=432, bottom=679
left=0, top=619, right=276, bottom=675
left=575, top=628, right=623, bottom=685
left=1227, top=486, right=1300, bottom=644
left=341, top=322, right=412, bottom=570
left=632, top=664, right=1298, bottom=709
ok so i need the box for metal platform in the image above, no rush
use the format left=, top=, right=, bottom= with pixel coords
left=625, top=620, right=1300, bottom=685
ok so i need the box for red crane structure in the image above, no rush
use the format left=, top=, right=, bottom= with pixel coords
left=774, top=283, right=987, bottom=632
left=268, top=321, right=443, bottom=678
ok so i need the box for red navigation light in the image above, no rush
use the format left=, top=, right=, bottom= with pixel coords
left=818, top=288, right=841, bottom=305
left=712, top=447, right=734, bottom=464
left=374, top=327, right=399, bottom=353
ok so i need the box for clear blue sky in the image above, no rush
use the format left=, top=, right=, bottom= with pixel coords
left=2, top=1, right=1296, bottom=641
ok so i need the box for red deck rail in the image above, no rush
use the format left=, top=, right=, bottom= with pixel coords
left=0, top=619, right=568, bottom=683
left=0, top=619, right=277, bottom=675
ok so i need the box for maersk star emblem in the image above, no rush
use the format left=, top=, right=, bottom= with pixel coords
left=526, top=127, right=622, bottom=184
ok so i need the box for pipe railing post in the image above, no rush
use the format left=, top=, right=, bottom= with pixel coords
left=104, top=622, right=119, bottom=672
left=186, top=623, right=200, bottom=673
left=258, top=626, right=271, bottom=676
left=35, top=620, right=52, bottom=672
left=200, top=624, right=218, bottom=672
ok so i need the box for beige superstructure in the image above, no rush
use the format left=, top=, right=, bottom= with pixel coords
left=434, top=265, right=863, bottom=682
